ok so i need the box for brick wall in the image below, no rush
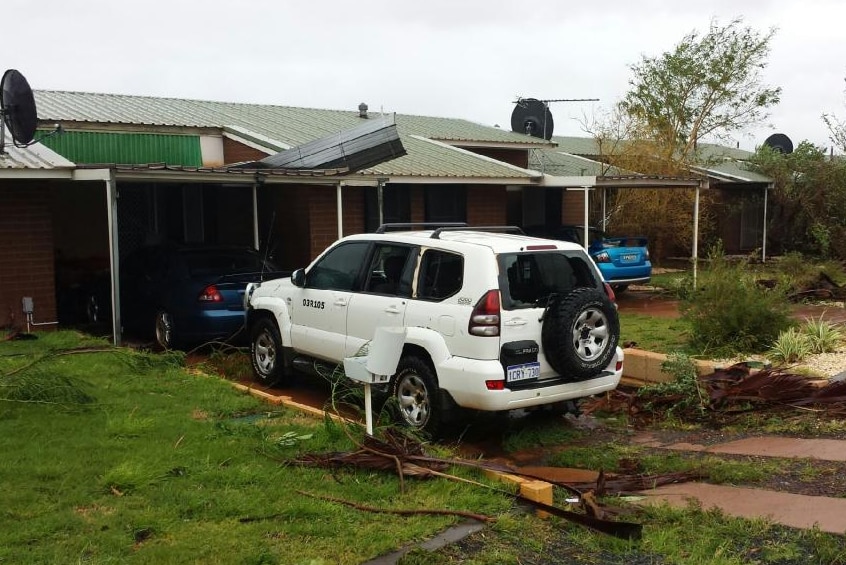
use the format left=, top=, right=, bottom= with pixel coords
left=467, top=185, right=507, bottom=226
left=410, top=187, right=425, bottom=224
left=342, top=186, right=366, bottom=236
left=0, top=184, right=56, bottom=330
left=273, top=186, right=312, bottom=269
left=562, top=190, right=587, bottom=225
left=222, top=138, right=269, bottom=165
left=308, top=186, right=340, bottom=260
left=464, top=147, right=529, bottom=169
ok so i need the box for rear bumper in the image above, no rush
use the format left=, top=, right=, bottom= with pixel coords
left=436, top=347, right=623, bottom=412
left=598, top=264, right=651, bottom=286
left=178, top=309, right=248, bottom=342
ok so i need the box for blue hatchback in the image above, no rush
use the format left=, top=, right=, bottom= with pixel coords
left=120, top=245, right=286, bottom=349
left=532, top=226, right=652, bottom=292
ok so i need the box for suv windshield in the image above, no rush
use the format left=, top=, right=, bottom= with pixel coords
left=498, top=251, right=598, bottom=309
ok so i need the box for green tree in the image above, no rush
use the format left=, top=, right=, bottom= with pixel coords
left=749, top=142, right=846, bottom=260
left=585, top=19, right=782, bottom=263
left=822, top=77, right=846, bottom=153
left=621, top=17, right=781, bottom=164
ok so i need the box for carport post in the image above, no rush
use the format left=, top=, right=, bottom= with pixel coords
left=762, top=184, right=771, bottom=263
left=692, top=181, right=703, bottom=288
left=104, top=172, right=121, bottom=346
left=252, top=182, right=260, bottom=250
left=582, top=186, right=590, bottom=250
left=73, top=168, right=120, bottom=344
left=336, top=181, right=344, bottom=239
left=601, top=187, right=607, bottom=231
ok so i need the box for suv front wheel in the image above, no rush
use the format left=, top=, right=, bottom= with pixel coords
left=392, top=356, right=440, bottom=435
left=250, top=317, right=285, bottom=386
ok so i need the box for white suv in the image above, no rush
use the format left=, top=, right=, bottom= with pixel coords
left=245, top=225, right=623, bottom=434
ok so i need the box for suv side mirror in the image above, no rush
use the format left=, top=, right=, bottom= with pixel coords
left=291, top=268, right=306, bottom=287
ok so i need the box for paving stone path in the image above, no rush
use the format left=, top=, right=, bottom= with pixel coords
left=632, top=434, right=846, bottom=534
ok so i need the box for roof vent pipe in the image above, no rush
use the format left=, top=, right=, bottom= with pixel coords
left=358, top=102, right=368, bottom=119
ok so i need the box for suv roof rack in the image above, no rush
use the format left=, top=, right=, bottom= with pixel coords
left=430, top=226, right=526, bottom=239
left=375, top=222, right=468, bottom=233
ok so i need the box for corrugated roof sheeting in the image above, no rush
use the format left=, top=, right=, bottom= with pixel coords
left=34, top=91, right=550, bottom=148
left=38, top=131, right=203, bottom=166
left=364, top=136, right=536, bottom=178
left=696, top=161, right=772, bottom=184
left=529, top=150, right=625, bottom=177
left=0, top=142, right=74, bottom=169
left=33, top=91, right=550, bottom=180
left=35, top=91, right=541, bottom=180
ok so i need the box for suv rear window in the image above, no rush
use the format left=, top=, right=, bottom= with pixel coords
left=498, top=251, right=598, bottom=309
left=418, top=250, right=463, bottom=300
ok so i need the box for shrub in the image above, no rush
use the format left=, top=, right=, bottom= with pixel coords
left=768, top=327, right=813, bottom=365
left=802, top=315, right=845, bottom=354
left=681, top=249, right=793, bottom=357
left=638, top=352, right=705, bottom=417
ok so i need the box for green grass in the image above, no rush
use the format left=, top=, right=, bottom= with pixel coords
left=0, top=331, right=512, bottom=564
left=619, top=312, right=694, bottom=355
left=405, top=503, right=846, bottom=564
left=5, top=332, right=845, bottom=564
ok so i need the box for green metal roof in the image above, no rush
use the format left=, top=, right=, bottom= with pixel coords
left=32, top=90, right=547, bottom=180
left=529, top=150, right=627, bottom=177
left=693, top=161, right=772, bottom=184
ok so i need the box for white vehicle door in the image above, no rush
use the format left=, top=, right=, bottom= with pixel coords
left=290, top=241, right=370, bottom=362
left=345, top=244, right=415, bottom=357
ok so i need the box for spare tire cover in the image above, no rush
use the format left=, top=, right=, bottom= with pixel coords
left=541, top=287, right=620, bottom=379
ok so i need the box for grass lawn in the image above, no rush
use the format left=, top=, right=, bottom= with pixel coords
left=4, top=331, right=844, bottom=564
left=0, top=332, right=510, bottom=564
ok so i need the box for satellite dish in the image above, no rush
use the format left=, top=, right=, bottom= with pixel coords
left=763, top=133, right=793, bottom=154
left=511, top=98, right=554, bottom=140
left=1, top=69, right=38, bottom=147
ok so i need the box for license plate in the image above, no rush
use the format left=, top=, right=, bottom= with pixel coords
left=621, top=253, right=637, bottom=262
left=506, top=362, right=540, bottom=383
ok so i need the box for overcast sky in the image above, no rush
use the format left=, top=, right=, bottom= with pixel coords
left=5, top=0, right=845, bottom=152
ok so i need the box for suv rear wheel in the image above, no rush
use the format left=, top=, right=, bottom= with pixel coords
left=392, top=356, right=440, bottom=435
left=542, top=287, right=619, bottom=379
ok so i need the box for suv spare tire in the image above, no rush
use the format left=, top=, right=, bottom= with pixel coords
left=541, top=287, right=620, bottom=380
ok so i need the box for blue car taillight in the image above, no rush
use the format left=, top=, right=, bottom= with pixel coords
left=594, top=251, right=611, bottom=263
left=198, top=284, right=223, bottom=302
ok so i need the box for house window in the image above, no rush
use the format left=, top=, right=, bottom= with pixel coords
left=425, top=185, right=466, bottom=223
left=365, top=185, right=410, bottom=232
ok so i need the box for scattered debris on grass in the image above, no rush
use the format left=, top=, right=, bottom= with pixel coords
left=283, top=428, right=643, bottom=540
left=584, top=362, right=846, bottom=421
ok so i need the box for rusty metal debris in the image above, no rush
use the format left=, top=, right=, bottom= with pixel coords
left=284, top=429, right=643, bottom=540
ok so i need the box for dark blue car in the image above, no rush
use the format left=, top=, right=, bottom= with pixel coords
left=120, top=245, right=286, bottom=349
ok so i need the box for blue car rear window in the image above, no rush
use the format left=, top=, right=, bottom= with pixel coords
left=183, top=252, right=267, bottom=277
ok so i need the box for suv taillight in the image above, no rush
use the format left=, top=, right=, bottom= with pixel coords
left=198, top=284, right=223, bottom=302
left=469, top=290, right=500, bottom=337
left=603, top=282, right=616, bottom=304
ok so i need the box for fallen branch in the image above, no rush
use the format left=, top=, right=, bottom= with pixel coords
left=296, top=490, right=495, bottom=523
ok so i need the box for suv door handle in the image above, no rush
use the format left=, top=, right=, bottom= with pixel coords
left=334, top=298, right=348, bottom=307
left=384, top=306, right=401, bottom=314
left=503, top=318, right=528, bottom=326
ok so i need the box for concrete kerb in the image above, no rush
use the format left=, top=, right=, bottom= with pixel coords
left=621, top=347, right=716, bottom=385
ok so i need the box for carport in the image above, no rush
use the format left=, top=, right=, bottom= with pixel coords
left=75, top=164, right=361, bottom=346
left=541, top=173, right=725, bottom=284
